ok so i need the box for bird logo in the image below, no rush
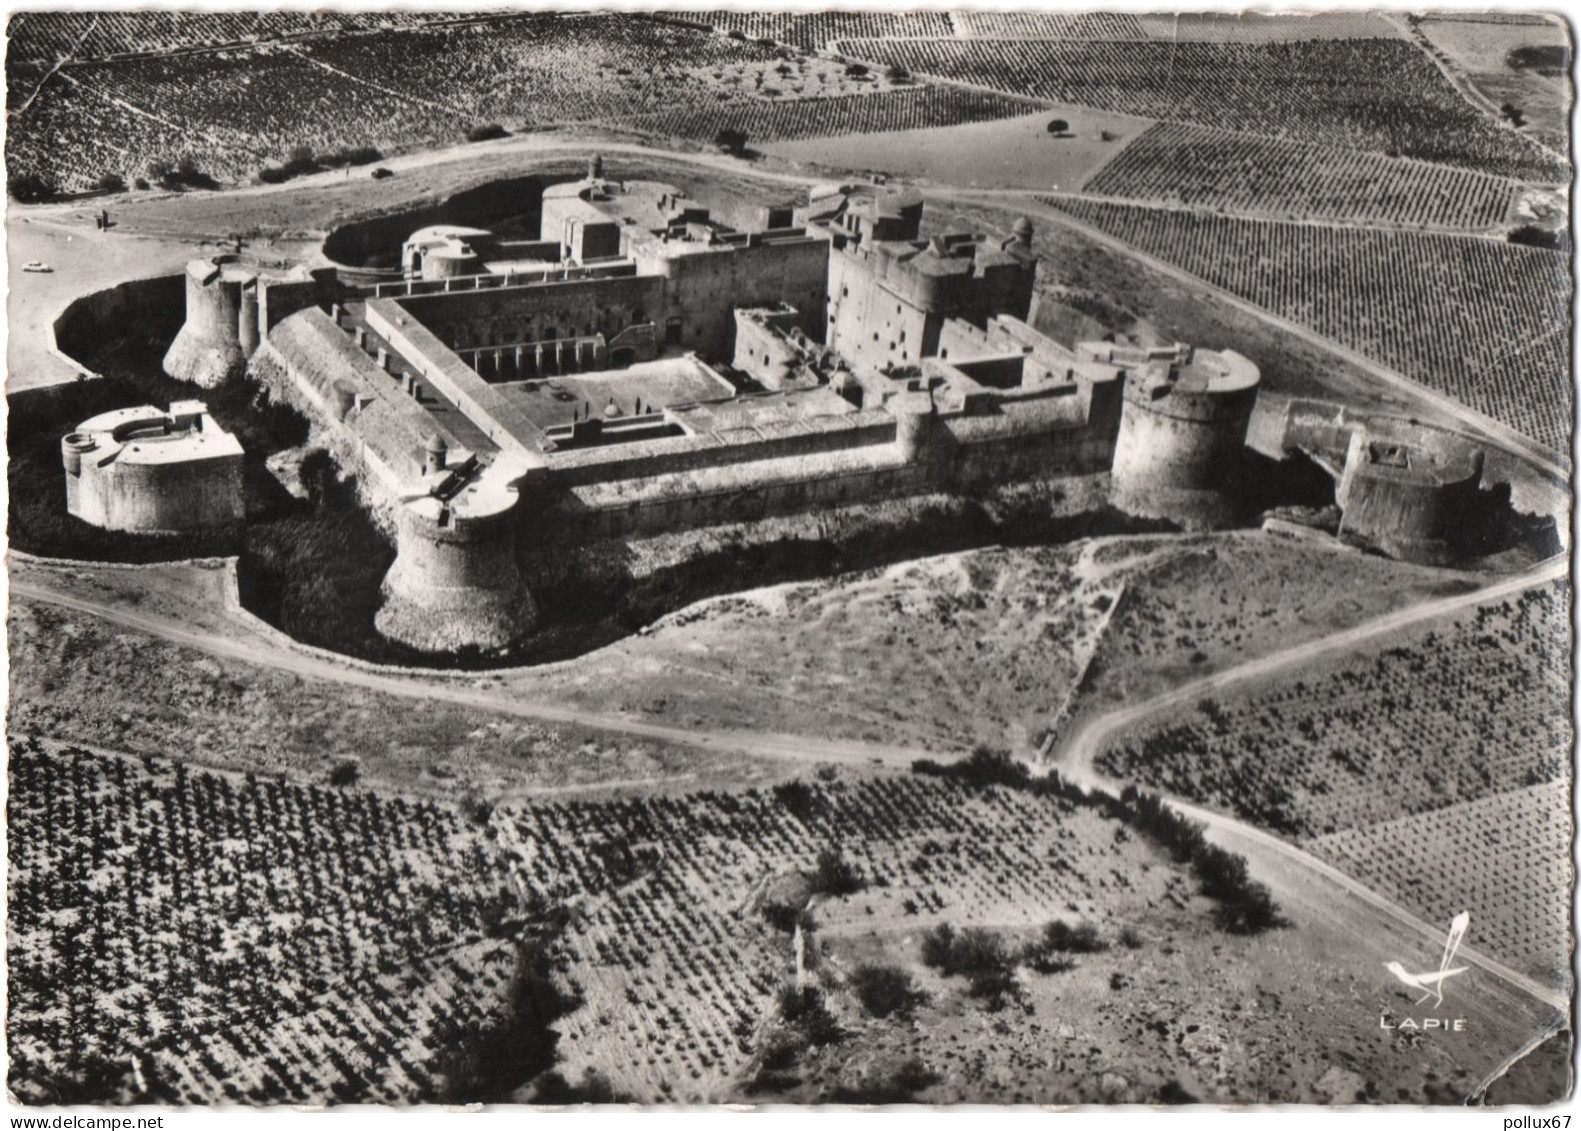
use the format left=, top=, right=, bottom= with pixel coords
left=1385, top=911, right=1470, bottom=1008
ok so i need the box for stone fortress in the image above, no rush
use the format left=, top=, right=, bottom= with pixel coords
left=98, top=155, right=1528, bottom=652
left=62, top=401, right=244, bottom=533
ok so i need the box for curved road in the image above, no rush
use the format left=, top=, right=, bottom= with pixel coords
left=1050, top=551, right=1571, bottom=1014
left=14, top=550, right=1572, bottom=1021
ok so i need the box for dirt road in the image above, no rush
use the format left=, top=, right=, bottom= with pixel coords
left=1048, top=551, right=1572, bottom=1012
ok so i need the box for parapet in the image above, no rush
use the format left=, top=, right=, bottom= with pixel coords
left=63, top=402, right=244, bottom=533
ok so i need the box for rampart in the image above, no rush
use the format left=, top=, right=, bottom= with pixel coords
left=51, top=273, right=187, bottom=377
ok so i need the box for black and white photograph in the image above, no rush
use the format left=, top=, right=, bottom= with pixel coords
left=2, top=2, right=1574, bottom=1111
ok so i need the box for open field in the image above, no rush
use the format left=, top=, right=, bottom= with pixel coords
left=830, top=37, right=1565, bottom=181
left=1307, top=782, right=1572, bottom=985
left=1043, top=200, right=1572, bottom=455
left=1095, top=581, right=1570, bottom=839
left=1416, top=15, right=1570, bottom=78
left=1050, top=536, right=1486, bottom=733
left=7, top=14, right=941, bottom=194
left=1079, top=122, right=1522, bottom=230
left=588, top=533, right=1491, bottom=759
left=6, top=596, right=773, bottom=803
left=5, top=11, right=470, bottom=65
left=683, top=10, right=955, bottom=50
left=763, top=107, right=1149, bottom=189
left=617, top=84, right=1036, bottom=147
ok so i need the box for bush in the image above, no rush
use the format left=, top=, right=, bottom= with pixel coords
left=811, top=846, right=864, bottom=896
left=831, top=1058, right=940, bottom=1103
left=1039, top=919, right=1107, bottom=954
left=919, top=923, right=956, bottom=969
left=919, top=924, right=1020, bottom=1009
left=9, top=172, right=57, bottom=202
left=775, top=984, right=843, bottom=1045
left=370, top=167, right=394, bottom=180
left=772, top=779, right=822, bottom=822
left=849, top=964, right=926, bottom=1019
left=467, top=122, right=509, bottom=142
left=328, top=760, right=360, bottom=787
left=429, top=939, right=580, bottom=1103
left=96, top=172, right=126, bottom=193
left=713, top=126, right=749, bottom=155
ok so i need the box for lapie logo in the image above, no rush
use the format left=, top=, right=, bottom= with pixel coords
left=1379, top=911, right=1471, bottom=1032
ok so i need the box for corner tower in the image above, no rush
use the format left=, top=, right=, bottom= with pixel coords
left=1106, top=342, right=1261, bottom=527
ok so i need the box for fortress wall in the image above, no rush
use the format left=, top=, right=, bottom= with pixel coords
left=1112, top=386, right=1258, bottom=496
left=251, top=308, right=447, bottom=501
left=74, top=453, right=244, bottom=533
left=1337, top=468, right=1486, bottom=562
left=828, top=253, right=934, bottom=369
left=377, top=499, right=537, bottom=653
left=50, top=273, right=187, bottom=377
left=395, top=274, right=664, bottom=348
left=364, top=299, right=547, bottom=458
left=644, top=237, right=830, bottom=360
left=546, top=411, right=899, bottom=488
left=733, top=309, right=804, bottom=388
left=258, top=276, right=330, bottom=337
left=543, top=444, right=933, bottom=542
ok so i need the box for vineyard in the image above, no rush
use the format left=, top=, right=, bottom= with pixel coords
left=685, top=11, right=955, bottom=50
left=502, top=773, right=1194, bottom=1101
left=830, top=38, right=1567, bottom=181
left=4, top=10, right=471, bottom=65
left=1044, top=200, right=1573, bottom=454
left=1079, top=122, right=1522, bottom=230
left=1307, top=781, right=1571, bottom=984
left=1133, top=12, right=1405, bottom=42
left=7, top=737, right=518, bottom=1104
left=10, top=734, right=1230, bottom=1103
left=1095, top=581, right=1571, bottom=840
left=954, top=13, right=1146, bottom=40
left=619, top=82, right=1037, bottom=148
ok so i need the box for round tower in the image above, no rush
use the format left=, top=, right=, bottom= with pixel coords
left=1011, top=215, right=1034, bottom=251
left=1109, top=344, right=1260, bottom=528
left=890, top=389, right=937, bottom=463
left=374, top=461, right=537, bottom=653
left=163, top=257, right=259, bottom=387
left=1336, top=422, right=1488, bottom=565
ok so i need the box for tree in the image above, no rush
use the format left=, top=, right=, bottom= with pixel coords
left=714, top=127, right=749, bottom=156
left=466, top=122, right=509, bottom=143
left=8, top=172, right=56, bottom=203
left=1047, top=118, right=1070, bottom=135
left=850, top=964, right=927, bottom=1018
left=885, top=63, right=910, bottom=82
left=95, top=172, right=126, bottom=193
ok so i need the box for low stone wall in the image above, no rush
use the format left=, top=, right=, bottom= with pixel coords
left=51, top=273, right=186, bottom=378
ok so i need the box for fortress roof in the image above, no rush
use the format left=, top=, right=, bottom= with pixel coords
left=72, top=403, right=242, bottom=467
